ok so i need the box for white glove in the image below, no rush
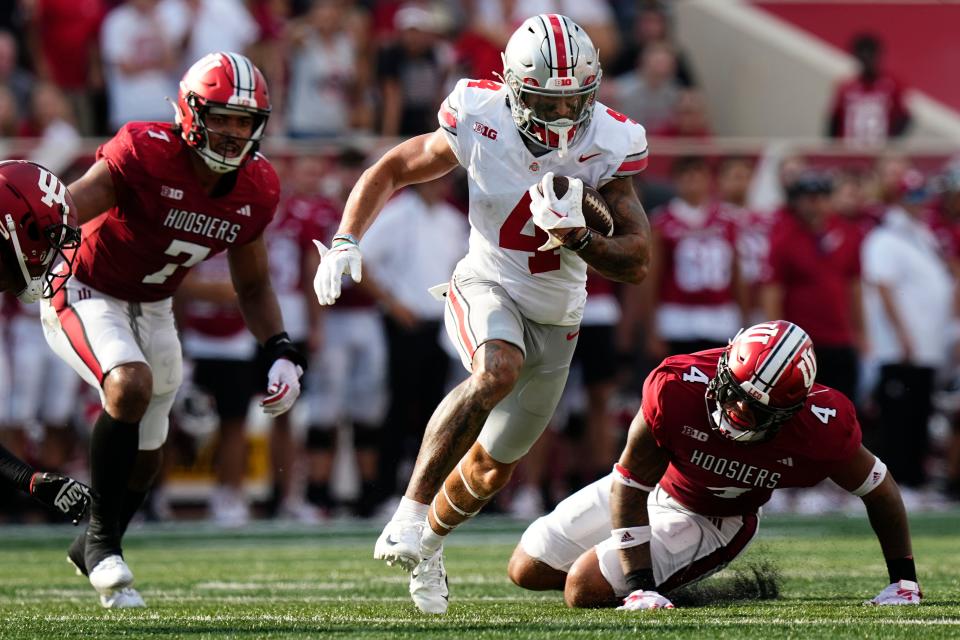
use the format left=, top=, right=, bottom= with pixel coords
left=528, top=171, right=586, bottom=251
left=259, top=358, right=303, bottom=417
left=865, top=580, right=922, bottom=605
left=313, top=239, right=362, bottom=305
left=616, top=589, right=675, bottom=611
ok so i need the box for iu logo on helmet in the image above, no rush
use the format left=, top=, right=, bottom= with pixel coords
left=37, top=169, right=68, bottom=210
left=797, top=347, right=817, bottom=389
left=739, top=322, right=780, bottom=345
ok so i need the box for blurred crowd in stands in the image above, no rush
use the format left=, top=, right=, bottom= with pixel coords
left=3, top=1, right=715, bottom=143
left=1, top=0, right=957, bottom=525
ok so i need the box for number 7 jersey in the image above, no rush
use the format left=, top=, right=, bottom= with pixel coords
left=438, top=79, right=648, bottom=326
left=73, top=122, right=280, bottom=302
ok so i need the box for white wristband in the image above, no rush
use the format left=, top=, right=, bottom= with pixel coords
left=612, top=463, right=656, bottom=493
left=850, top=456, right=888, bottom=497
left=611, top=526, right=652, bottom=549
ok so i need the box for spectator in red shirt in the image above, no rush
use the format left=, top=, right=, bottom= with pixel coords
left=760, top=172, right=864, bottom=401
left=827, top=33, right=910, bottom=146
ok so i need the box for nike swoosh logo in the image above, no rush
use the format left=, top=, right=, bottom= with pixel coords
left=578, top=152, right=601, bottom=162
left=547, top=208, right=566, bottom=219
left=566, top=330, right=580, bottom=340
left=385, top=534, right=400, bottom=546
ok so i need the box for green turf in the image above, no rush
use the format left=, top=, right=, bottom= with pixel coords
left=1, top=511, right=958, bottom=639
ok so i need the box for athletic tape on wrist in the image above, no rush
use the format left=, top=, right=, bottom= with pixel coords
left=850, top=456, right=888, bottom=497
left=613, top=463, right=656, bottom=493
left=611, top=526, right=652, bottom=549
left=332, top=233, right=359, bottom=247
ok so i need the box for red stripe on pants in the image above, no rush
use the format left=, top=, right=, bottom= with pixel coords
left=52, top=287, right=105, bottom=384
left=447, top=281, right=475, bottom=359
left=657, top=512, right=759, bottom=592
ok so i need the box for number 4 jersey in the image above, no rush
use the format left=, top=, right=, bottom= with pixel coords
left=73, top=122, right=280, bottom=302
left=438, top=79, right=648, bottom=326
left=643, top=349, right=861, bottom=517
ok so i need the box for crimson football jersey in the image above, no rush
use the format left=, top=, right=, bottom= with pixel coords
left=73, top=122, right=280, bottom=302
left=642, top=349, right=861, bottom=517
left=829, top=75, right=908, bottom=146
left=654, top=201, right=739, bottom=306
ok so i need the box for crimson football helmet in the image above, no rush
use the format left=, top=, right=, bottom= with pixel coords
left=500, top=14, right=601, bottom=157
left=706, top=320, right=817, bottom=443
left=0, top=160, right=80, bottom=303
left=175, top=52, right=271, bottom=174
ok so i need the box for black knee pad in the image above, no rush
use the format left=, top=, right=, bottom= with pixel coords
left=306, top=426, right=336, bottom=451
left=353, top=423, right=381, bottom=449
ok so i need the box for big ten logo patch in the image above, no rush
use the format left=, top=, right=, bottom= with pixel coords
left=473, top=122, right=498, bottom=140
left=681, top=425, right=709, bottom=442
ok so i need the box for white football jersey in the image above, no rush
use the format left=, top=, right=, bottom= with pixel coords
left=438, top=78, right=648, bottom=325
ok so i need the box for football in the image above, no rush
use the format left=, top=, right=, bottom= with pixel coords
left=539, top=175, right=615, bottom=237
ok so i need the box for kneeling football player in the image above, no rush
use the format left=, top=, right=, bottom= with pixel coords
left=508, top=320, right=921, bottom=609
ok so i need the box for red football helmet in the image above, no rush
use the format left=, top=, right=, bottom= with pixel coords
left=706, top=320, right=817, bottom=443
left=175, top=52, right=271, bottom=174
left=0, top=160, right=80, bottom=302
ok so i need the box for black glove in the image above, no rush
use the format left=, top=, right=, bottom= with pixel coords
left=29, top=472, right=93, bottom=525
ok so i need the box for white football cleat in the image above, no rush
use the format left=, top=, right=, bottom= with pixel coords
left=100, top=587, right=146, bottom=609
left=409, top=550, right=449, bottom=614
left=373, top=519, right=423, bottom=571
left=89, top=555, right=134, bottom=593
left=88, top=555, right=145, bottom=608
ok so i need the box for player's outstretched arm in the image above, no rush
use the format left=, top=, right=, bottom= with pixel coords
left=67, top=159, right=116, bottom=225
left=580, top=177, right=650, bottom=284
left=610, top=412, right=672, bottom=610
left=830, top=445, right=921, bottom=605
left=1, top=444, right=92, bottom=524
left=337, top=129, right=459, bottom=240
left=313, top=129, right=460, bottom=306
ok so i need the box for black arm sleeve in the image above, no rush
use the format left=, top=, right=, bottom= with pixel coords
left=0, top=443, right=34, bottom=492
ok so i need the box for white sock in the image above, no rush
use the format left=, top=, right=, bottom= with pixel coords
left=420, top=526, right=445, bottom=557
left=394, top=496, right=429, bottom=523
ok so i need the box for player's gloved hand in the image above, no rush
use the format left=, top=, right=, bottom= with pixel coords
left=29, top=472, right=92, bottom=525
left=260, top=358, right=303, bottom=417
left=617, top=589, right=675, bottom=611
left=313, top=236, right=362, bottom=305
left=259, top=332, right=307, bottom=417
left=865, top=580, right=922, bottom=605
left=528, top=172, right=585, bottom=251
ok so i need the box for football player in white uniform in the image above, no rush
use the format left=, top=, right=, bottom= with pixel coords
left=314, top=14, right=651, bottom=614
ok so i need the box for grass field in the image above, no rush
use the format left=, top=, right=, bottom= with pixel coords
left=1, top=511, right=959, bottom=639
